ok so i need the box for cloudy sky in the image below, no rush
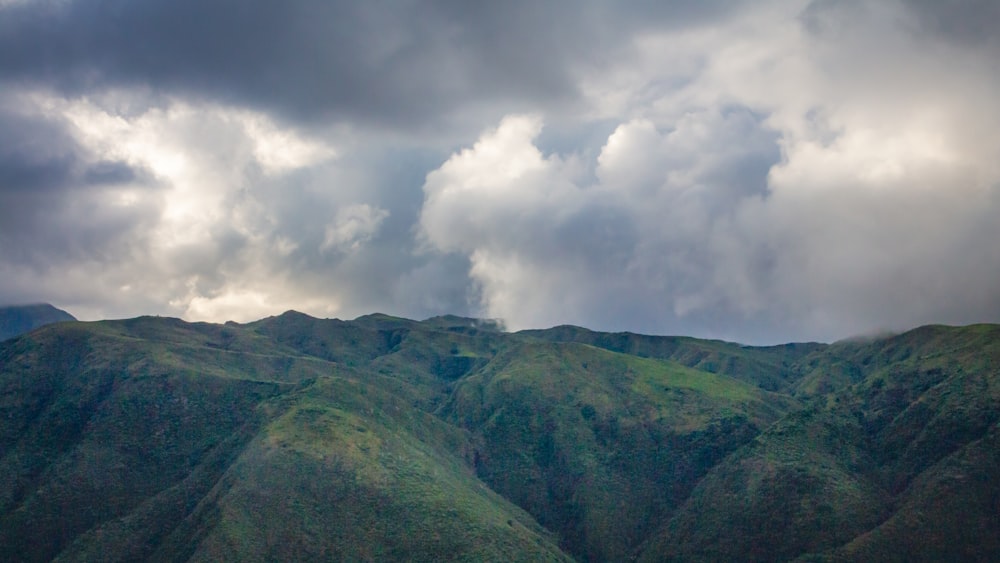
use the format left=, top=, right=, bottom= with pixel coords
left=1, top=0, right=999, bottom=344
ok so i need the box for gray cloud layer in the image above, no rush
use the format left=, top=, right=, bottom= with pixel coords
left=1, top=0, right=998, bottom=343
left=0, top=0, right=742, bottom=128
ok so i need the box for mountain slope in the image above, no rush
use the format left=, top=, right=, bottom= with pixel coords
left=639, top=324, right=1000, bottom=562
left=0, top=315, right=573, bottom=561
left=441, top=340, right=796, bottom=561
left=0, top=314, right=998, bottom=561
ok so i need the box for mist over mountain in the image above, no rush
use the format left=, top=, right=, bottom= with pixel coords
left=1, top=311, right=998, bottom=561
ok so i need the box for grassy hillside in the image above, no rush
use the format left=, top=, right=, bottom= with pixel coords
left=440, top=341, right=795, bottom=561
left=639, top=324, right=1000, bottom=562
left=0, top=314, right=998, bottom=561
left=519, top=325, right=823, bottom=392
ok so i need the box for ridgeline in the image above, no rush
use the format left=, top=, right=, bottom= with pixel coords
left=1, top=310, right=998, bottom=561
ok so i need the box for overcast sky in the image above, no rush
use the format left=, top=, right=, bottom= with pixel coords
left=1, top=0, right=999, bottom=344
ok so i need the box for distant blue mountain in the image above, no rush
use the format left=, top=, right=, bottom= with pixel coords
left=0, top=303, right=76, bottom=341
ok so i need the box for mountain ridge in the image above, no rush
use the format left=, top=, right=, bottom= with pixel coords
left=1, top=311, right=998, bottom=561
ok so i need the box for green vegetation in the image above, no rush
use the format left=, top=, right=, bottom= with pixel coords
left=440, top=341, right=792, bottom=560
left=1, top=311, right=999, bottom=561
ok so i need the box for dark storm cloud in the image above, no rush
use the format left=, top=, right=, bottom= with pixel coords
left=0, top=102, right=157, bottom=278
left=83, top=160, right=140, bottom=186
left=0, top=0, right=762, bottom=325
left=0, top=0, right=744, bottom=127
left=0, top=111, right=77, bottom=192
left=1, top=0, right=998, bottom=344
left=803, top=0, right=1000, bottom=53
left=901, top=0, right=1000, bottom=47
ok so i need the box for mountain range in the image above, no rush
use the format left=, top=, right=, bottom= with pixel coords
left=1, top=307, right=998, bottom=561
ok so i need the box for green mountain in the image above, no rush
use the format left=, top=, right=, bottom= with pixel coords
left=1, top=313, right=998, bottom=561
left=0, top=303, right=75, bottom=341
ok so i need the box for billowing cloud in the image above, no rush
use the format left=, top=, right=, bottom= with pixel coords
left=1, top=0, right=999, bottom=342
left=419, top=111, right=785, bottom=340
left=419, top=0, right=1000, bottom=343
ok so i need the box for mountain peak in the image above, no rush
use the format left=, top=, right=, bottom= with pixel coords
left=0, top=303, right=76, bottom=341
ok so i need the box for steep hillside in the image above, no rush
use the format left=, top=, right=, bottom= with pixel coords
left=0, top=303, right=75, bottom=341
left=639, top=324, right=1000, bottom=562
left=440, top=340, right=796, bottom=561
left=0, top=314, right=998, bottom=561
left=0, top=316, right=566, bottom=561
